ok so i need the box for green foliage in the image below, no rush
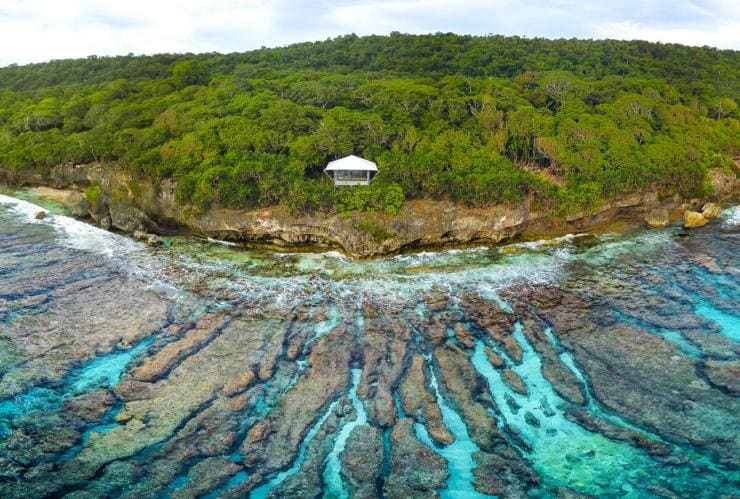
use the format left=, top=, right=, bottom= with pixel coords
left=84, top=184, right=103, bottom=205
left=0, top=33, right=737, bottom=216
left=334, top=182, right=405, bottom=216
left=171, top=60, right=209, bottom=88
left=353, top=220, right=395, bottom=243
left=108, top=186, right=129, bottom=204
left=554, top=182, right=603, bottom=215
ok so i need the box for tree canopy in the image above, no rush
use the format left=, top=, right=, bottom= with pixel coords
left=0, top=33, right=737, bottom=215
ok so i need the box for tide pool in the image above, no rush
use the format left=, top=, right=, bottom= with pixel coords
left=0, top=336, right=155, bottom=429
left=471, top=325, right=655, bottom=496
left=70, top=336, right=156, bottom=393
left=322, top=368, right=368, bottom=498
left=250, top=398, right=340, bottom=499
left=695, top=299, right=740, bottom=341
left=414, top=356, right=489, bottom=499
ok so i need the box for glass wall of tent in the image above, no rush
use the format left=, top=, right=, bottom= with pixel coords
left=332, top=170, right=373, bottom=185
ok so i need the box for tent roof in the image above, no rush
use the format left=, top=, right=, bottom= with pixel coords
left=324, top=155, right=378, bottom=172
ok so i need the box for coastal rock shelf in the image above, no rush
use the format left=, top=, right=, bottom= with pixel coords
left=0, top=194, right=739, bottom=497
left=2, top=163, right=737, bottom=258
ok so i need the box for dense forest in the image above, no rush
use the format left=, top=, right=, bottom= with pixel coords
left=0, top=33, right=738, bottom=215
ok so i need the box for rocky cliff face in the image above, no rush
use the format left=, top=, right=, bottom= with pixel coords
left=1, top=163, right=737, bottom=257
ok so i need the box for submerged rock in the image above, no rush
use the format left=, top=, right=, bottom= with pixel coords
left=484, top=347, right=505, bottom=368
left=383, top=418, right=449, bottom=498
left=461, top=296, right=522, bottom=362
left=358, top=304, right=410, bottom=428
left=239, top=324, right=352, bottom=474
left=702, top=360, right=740, bottom=396
left=518, top=316, right=587, bottom=406
left=340, top=425, right=384, bottom=498
left=114, top=380, right=156, bottom=401
left=399, top=354, right=455, bottom=446
left=472, top=448, right=540, bottom=496
left=565, top=407, right=671, bottom=456
left=268, top=410, right=342, bottom=498
left=502, top=368, right=528, bottom=395
left=534, top=286, right=740, bottom=470
left=222, top=369, right=256, bottom=396
left=453, top=322, right=476, bottom=348
left=169, top=457, right=242, bottom=499
left=434, top=345, right=506, bottom=451
left=5, top=426, right=80, bottom=465
left=130, top=312, right=228, bottom=381
left=61, top=390, right=117, bottom=423
left=523, top=411, right=540, bottom=427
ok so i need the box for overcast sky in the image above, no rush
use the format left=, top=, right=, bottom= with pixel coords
left=0, top=0, right=737, bottom=66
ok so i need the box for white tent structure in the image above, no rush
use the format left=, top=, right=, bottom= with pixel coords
left=324, top=155, right=378, bottom=186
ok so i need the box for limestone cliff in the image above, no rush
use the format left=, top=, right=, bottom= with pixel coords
left=1, top=163, right=737, bottom=257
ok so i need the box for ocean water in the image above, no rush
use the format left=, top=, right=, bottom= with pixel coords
left=0, top=189, right=738, bottom=497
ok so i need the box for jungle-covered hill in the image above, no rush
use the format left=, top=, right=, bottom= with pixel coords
left=0, top=33, right=738, bottom=216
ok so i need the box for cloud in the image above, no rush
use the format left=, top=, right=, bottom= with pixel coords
left=596, top=19, right=740, bottom=48
left=0, top=0, right=736, bottom=67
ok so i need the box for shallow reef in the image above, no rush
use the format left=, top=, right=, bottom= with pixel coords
left=0, top=193, right=739, bottom=498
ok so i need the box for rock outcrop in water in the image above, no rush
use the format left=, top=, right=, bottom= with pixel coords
left=133, top=229, right=162, bottom=247
left=684, top=210, right=710, bottom=228
left=2, top=162, right=737, bottom=257
left=683, top=202, right=726, bottom=229
left=702, top=202, right=722, bottom=220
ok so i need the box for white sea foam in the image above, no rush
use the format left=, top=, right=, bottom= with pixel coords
left=498, top=233, right=591, bottom=252
left=721, top=204, right=740, bottom=227
left=391, top=246, right=489, bottom=267
left=0, top=193, right=184, bottom=299
left=50, top=215, right=142, bottom=257
left=2, top=192, right=698, bottom=309
left=206, top=237, right=238, bottom=247
left=0, top=194, right=49, bottom=220
left=276, top=249, right=347, bottom=259
left=321, top=250, right=348, bottom=259
left=1, top=193, right=143, bottom=257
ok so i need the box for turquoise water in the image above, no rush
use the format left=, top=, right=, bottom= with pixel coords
left=414, top=355, right=488, bottom=499
left=0, top=191, right=738, bottom=497
left=201, top=471, right=249, bottom=499
left=164, top=475, right=190, bottom=495
left=695, top=299, right=740, bottom=341
left=612, top=309, right=702, bottom=357
left=250, top=398, right=340, bottom=499
left=323, top=368, right=368, bottom=498
left=0, top=387, right=59, bottom=426
left=0, top=337, right=155, bottom=430
left=70, top=337, right=156, bottom=393
left=471, top=325, right=655, bottom=496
